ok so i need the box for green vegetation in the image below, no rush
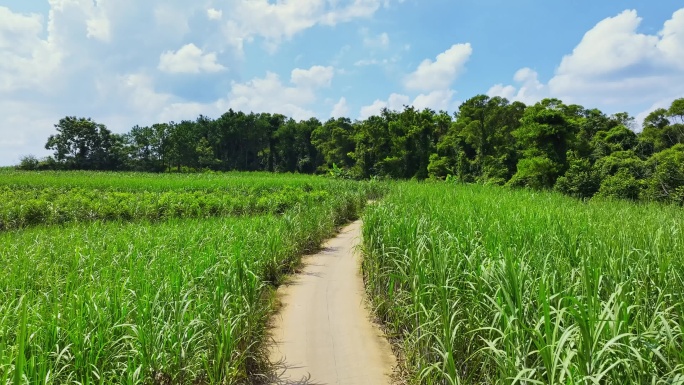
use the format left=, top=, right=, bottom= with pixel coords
left=0, top=170, right=329, bottom=191
left=0, top=172, right=379, bottom=384
left=19, top=96, right=684, bottom=205
left=0, top=171, right=358, bottom=231
left=8, top=154, right=684, bottom=383
left=362, top=182, right=684, bottom=384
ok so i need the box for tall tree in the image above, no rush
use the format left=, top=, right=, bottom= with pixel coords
left=312, top=117, right=356, bottom=172
left=640, top=99, right=684, bottom=154
left=351, top=111, right=393, bottom=178
left=509, top=99, right=578, bottom=188
left=45, top=117, right=121, bottom=170
left=167, top=120, right=199, bottom=171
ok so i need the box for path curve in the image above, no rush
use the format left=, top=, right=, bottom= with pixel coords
left=268, top=220, right=396, bottom=385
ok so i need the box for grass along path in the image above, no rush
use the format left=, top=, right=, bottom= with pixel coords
left=0, top=192, right=369, bottom=384
left=362, top=182, right=684, bottom=384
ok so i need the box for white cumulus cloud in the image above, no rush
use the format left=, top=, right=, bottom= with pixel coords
left=224, top=66, right=337, bottom=120
left=0, top=0, right=399, bottom=166
left=331, top=97, right=350, bottom=118
left=207, top=8, right=223, bottom=20
left=489, top=8, right=684, bottom=111
left=404, top=43, right=472, bottom=92
left=222, top=0, right=391, bottom=53
left=0, top=6, right=62, bottom=93
left=358, top=90, right=457, bottom=118
left=158, top=44, right=226, bottom=74
left=412, top=89, right=456, bottom=111
left=291, top=65, right=334, bottom=88
left=487, top=68, right=548, bottom=105
left=359, top=99, right=388, bottom=119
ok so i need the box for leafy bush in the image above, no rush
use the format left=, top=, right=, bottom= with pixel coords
left=555, top=156, right=600, bottom=198
left=595, top=169, right=644, bottom=200
left=642, top=144, right=684, bottom=204
left=507, top=155, right=559, bottom=189
left=17, top=155, right=40, bottom=170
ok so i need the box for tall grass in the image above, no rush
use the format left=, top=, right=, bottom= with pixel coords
left=362, top=182, right=684, bottom=384
left=0, top=172, right=382, bottom=231
left=0, top=186, right=326, bottom=231
left=0, top=170, right=337, bottom=191
left=0, top=175, right=377, bottom=384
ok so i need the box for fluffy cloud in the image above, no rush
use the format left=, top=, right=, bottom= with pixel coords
left=360, top=93, right=411, bottom=119
left=488, top=68, right=548, bottom=105
left=158, top=44, right=226, bottom=74
left=359, top=99, right=388, bottom=119
left=86, top=14, right=111, bottom=42
left=554, top=10, right=660, bottom=78
left=548, top=9, right=682, bottom=103
left=659, top=9, right=684, bottom=64
left=404, top=43, right=472, bottom=92
left=0, top=6, right=62, bottom=93
left=490, top=8, right=684, bottom=109
left=358, top=90, right=457, bottom=118
left=356, top=42, right=468, bottom=118
left=207, top=8, right=223, bottom=20
left=223, top=0, right=390, bottom=52
left=291, top=65, right=334, bottom=88
left=412, top=89, right=456, bottom=111
left=331, top=97, right=350, bottom=118
left=224, top=66, right=336, bottom=120
left=0, top=0, right=389, bottom=165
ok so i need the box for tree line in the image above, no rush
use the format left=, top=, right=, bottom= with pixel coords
left=19, top=95, right=684, bottom=204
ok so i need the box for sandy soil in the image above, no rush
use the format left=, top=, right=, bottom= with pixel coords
left=268, top=220, right=396, bottom=385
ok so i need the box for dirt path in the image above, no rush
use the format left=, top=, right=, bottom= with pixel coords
left=268, top=220, right=396, bottom=385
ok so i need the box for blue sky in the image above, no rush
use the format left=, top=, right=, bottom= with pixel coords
left=1, top=0, right=683, bottom=165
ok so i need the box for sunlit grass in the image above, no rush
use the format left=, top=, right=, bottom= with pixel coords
left=0, top=170, right=335, bottom=191
left=362, top=182, right=684, bottom=384
left=0, top=172, right=380, bottom=384
left=0, top=172, right=383, bottom=231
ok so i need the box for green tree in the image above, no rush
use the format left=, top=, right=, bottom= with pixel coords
left=384, top=106, right=439, bottom=179
left=509, top=99, right=578, bottom=188
left=126, top=124, right=170, bottom=171
left=507, top=155, right=559, bottom=189
left=554, top=153, right=600, bottom=199
left=640, top=100, right=684, bottom=154
left=428, top=119, right=471, bottom=181
left=351, top=110, right=393, bottom=178
left=457, top=96, right=523, bottom=181
left=196, top=137, right=220, bottom=170
left=590, top=125, right=638, bottom=158
left=592, top=151, right=647, bottom=200
left=594, top=150, right=647, bottom=180
left=311, top=117, right=356, bottom=172
left=595, top=169, right=644, bottom=200
left=642, top=144, right=684, bottom=204
left=45, top=117, right=122, bottom=170
left=166, top=120, right=200, bottom=171
left=274, top=118, right=321, bottom=173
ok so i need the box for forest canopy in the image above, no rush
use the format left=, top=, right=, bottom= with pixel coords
left=19, top=95, right=684, bottom=204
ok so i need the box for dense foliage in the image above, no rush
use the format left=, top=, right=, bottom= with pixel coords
left=362, top=182, right=684, bottom=384
left=0, top=173, right=380, bottom=384
left=20, top=96, right=684, bottom=204
left=0, top=171, right=362, bottom=231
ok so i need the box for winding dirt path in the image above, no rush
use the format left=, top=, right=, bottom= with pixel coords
left=268, top=220, right=396, bottom=385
